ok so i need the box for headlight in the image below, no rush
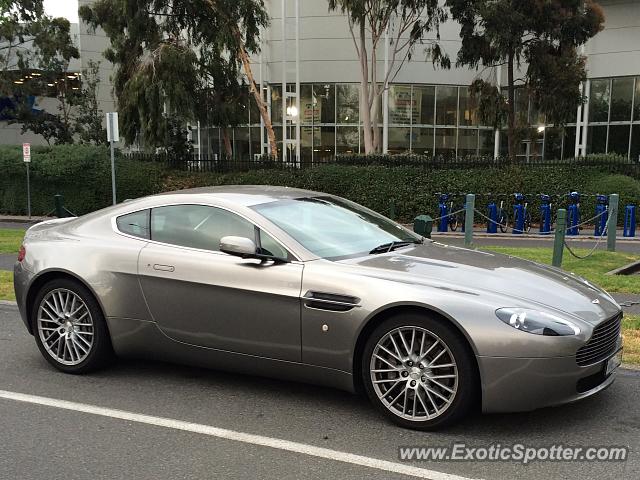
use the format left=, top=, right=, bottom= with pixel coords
left=495, top=308, right=580, bottom=336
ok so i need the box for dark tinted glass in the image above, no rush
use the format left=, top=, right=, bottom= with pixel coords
left=116, top=210, right=150, bottom=239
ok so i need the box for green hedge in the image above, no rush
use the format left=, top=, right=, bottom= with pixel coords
left=0, top=145, right=165, bottom=216
left=1, top=145, right=639, bottom=226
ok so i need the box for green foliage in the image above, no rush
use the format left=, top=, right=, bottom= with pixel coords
left=74, top=60, right=107, bottom=145
left=0, top=145, right=165, bottom=215
left=79, top=0, right=270, bottom=150
left=447, top=0, right=605, bottom=159
left=0, top=1, right=79, bottom=95
left=2, top=146, right=639, bottom=227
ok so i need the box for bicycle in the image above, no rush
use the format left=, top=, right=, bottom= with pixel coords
left=512, top=193, right=532, bottom=233
left=448, top=196, right=461, bottom=232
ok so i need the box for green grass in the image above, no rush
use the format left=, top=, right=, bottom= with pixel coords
left=481, top=247, right=640, bottom=294
left=622, top=314, right=640, bottom=366
left=0, top=228, right=25, bottom=254
left=0, top=271, right=14, bottom=301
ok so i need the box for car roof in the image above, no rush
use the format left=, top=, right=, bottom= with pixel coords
left=155, top=185, right=323, bottom=206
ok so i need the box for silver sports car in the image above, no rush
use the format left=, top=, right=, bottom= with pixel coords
left=14, top=186, right=623, bottom=429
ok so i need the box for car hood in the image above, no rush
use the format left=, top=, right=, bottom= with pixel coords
left=338, top=241, right=621, bottom=324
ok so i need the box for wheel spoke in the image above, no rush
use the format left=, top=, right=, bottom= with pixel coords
left=397, top=330, right=411, bottom=356
left=374, top=353, right=398, bottom=369
left=418, top=340, right=439, bottom=362
left=429, top=378, right=455, bottom=394
left=378, top=345, right=401, bottom=362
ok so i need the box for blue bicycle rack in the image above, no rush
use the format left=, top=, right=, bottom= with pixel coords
left=437, top=194, right=449, bottom=232
left=539, top=194, right=551, bottom=234
left=624, top=205, right=636, bottom=237
left=512, top=193, right=525, bottom=234
left=594, top=195, right=609, bottom=236
left=567, top=191, right=580, bottom=236
left=487, top=202, right=498, bottom=233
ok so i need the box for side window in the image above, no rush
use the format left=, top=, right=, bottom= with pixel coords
left=258, top=231, right=289, bottom=259
left=150, top=205, right=255, bottom=251
left=116, top=209, right=150, bottom=239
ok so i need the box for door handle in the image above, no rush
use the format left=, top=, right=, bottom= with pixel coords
left=153, top=264, right=175, bottom=272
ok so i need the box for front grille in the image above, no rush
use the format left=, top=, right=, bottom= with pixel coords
left=576, top=314, right=622, bottom=366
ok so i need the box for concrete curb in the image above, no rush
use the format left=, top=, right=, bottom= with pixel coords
left=0, top=300, right=17, bottom=306
left=606, top=260, right=640, bottom=276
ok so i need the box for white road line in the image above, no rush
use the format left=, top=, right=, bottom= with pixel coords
left=0, top=389, right=479, bottom=480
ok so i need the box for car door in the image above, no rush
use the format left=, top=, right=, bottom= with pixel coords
left=137, top=204, right=303, bottom=362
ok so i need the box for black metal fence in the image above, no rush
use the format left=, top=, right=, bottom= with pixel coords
left=121, top=152, right=640, bottom=176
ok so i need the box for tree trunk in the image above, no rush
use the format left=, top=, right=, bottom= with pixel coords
left=222, top=128, right=232, bottom=158
left=371, top=83, right=381, bottom=152
left=234, top=38, right=277, bottom=158
left=359, top=21, right=374, bottom=154
left=506, top=49, right=516, bottom=161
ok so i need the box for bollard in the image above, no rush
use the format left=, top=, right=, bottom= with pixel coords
left=539, top=194, right=551, bottom=234
left=607, top=194, right=619, bottom=252
left=487, top=202, right=498, bottom=233
left=389, top=199, right=396, bottom=220
left=552, top=208, right=567, bottom=268
left=437, top=194, right=449, bottom=232
left=624, top=205, right=636, bottom=237
left=54, top=194, right=65, bottom=218
left=414, top=215, right=433, bottom=239
left=594, top=194, right=608, bottom=236
left=464, top=194, right=475, bottom=247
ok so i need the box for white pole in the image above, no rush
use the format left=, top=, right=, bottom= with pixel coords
left=295, top=0, right=300, bottom=165
left=281, top=0, right=287, bottom=163
left=382, top=23, right=390, bottom=154
left=197, top=120, right=201, bottom=160
left=579, top=79, right=591, bottom=156
left=109, top=113, right=117, bottom=205
left=494, top=64, right=501, bottom=159
left=259, top=28, right=265, bottom=156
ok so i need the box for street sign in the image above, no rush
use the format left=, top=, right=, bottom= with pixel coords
left=106, top=112, right=119, bottom=142
left=22, top=143, right=31, bottom=163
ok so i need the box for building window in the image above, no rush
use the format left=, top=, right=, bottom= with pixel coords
left=336, top=84, right=359, bottom=124
left=589, top=79, right=610, bottom=123
left=587, top=125, right=608, bottom=154
left=435, top=128, right=456, bottom=156
left=336, top=126, right=359, bottom=154
left=388, top=127, right=411, bottom=154
left=608, top=124, right=631, bottom=155
left=457, top=128, right=478, bottom=157
left=414, top=85, right=435, bottom=126
left=435, top=86, right=458, bottom=126
left=389, top=85, right=412, bottom=124
left=610, top=77, right=634, bottom=122
left=458, top=87, right=478, bottom=127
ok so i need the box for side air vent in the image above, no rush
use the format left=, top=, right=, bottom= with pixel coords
left=303, top=291, right=361, bottom=312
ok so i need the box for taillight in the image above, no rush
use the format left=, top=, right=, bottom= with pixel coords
left=17, top=245, right=26, bottom=262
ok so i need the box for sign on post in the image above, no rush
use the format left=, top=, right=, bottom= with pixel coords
left=22, top=142, right=31, bottom=162
left=106, top=112, right=119, bottom=205
left=106, top=112, right=119, bottom=142
left=23, top=143, right=31, bottom=218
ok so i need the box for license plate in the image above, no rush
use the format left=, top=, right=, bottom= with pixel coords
left=606, top=349, right=622, bottom=376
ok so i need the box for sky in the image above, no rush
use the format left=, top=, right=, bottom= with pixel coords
left=43, top=0, right=79, bottom=23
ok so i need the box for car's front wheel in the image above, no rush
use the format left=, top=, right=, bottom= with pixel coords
left=32, top=278, right=113, bottom=373
left=362, top=313, right=477, bottom=430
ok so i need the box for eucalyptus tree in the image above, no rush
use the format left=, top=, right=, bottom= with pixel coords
left=447, top=0, right=605, bottom=160
left=328, top=0, right=449, bottom=153
left=80, top=0, right=277, bottom=156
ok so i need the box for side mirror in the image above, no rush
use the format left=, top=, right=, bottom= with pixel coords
left=219, top=236, right=257, bottom=258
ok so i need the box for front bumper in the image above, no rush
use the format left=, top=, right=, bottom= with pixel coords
left=478, top=337, right=622, bottom=413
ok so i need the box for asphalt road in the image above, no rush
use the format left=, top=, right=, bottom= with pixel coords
left=1, top=303, right=639, bottom=479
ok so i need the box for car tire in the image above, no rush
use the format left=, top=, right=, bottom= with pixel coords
left=362, top=312, right=477, bottom=430
left=31, top=278, right=113, bottom=374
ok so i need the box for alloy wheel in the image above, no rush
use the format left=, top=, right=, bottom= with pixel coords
left=36, top=288, right=94, bottom=366
left=370, top=326, right=458, bottom=421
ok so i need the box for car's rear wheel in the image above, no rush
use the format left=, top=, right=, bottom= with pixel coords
left=32, top=278, right=113, bottom=373
left=362, top=313, right=476, bottom=430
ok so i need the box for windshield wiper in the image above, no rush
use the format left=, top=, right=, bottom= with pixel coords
left=369, top=241, right=416, bottom=254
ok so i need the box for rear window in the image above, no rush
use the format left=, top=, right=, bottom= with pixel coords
left=116, top=209, right=150, bottom=239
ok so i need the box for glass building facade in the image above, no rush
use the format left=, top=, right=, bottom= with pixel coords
left=196, top=76, right=640, bottom=161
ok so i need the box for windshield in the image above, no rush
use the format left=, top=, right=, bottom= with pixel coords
left=252, top=196, right=421, bottom=259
